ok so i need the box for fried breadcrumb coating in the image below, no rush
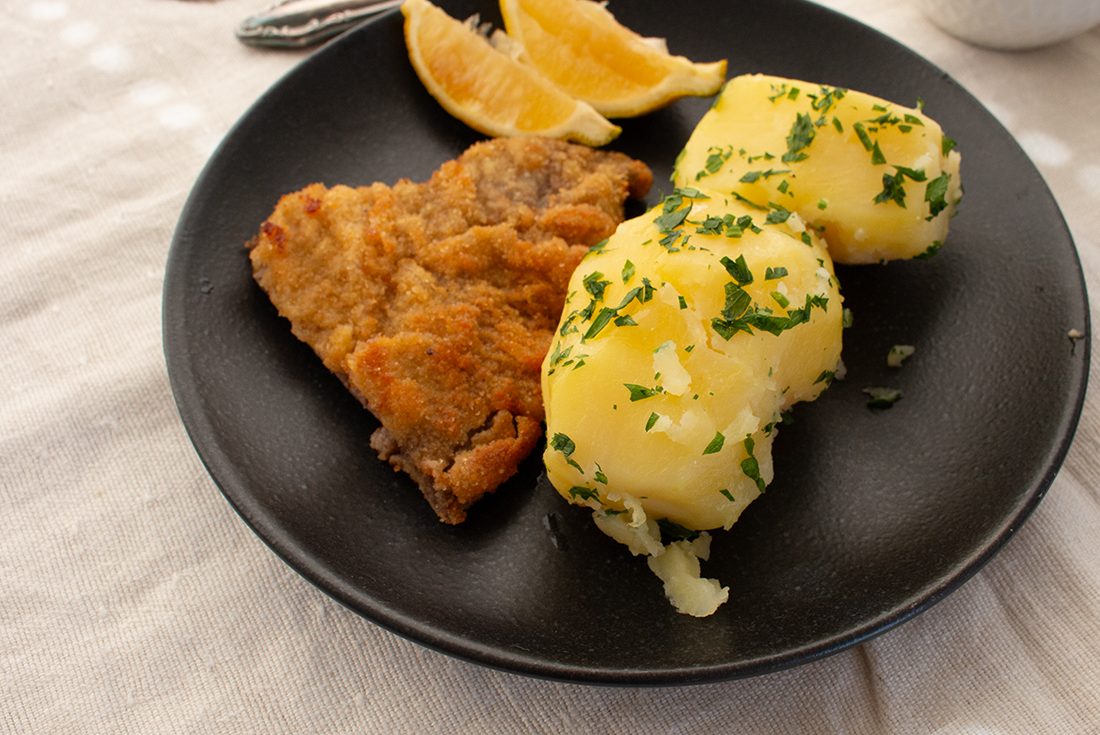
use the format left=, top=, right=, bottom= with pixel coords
left=248, top=137, right=652, bottom=523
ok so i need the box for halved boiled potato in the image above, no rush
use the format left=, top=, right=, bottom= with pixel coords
left=542, top=188, right=843, bottom=531
left=673, top=74, right=962, bottom=264
left=541, top=188, right=844, bottom=614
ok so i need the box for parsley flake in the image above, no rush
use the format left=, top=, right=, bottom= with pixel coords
left=550, top=433, right=575, bottom=456
left=924, top=172, right=951, bottom=218
left=783, top=113, right=816, bottom=163
left=657, top=518, right=700, bottom=543
left=731, top=191, right=768, bottom=211
left=614, top=314, right=638, bottom=327
left=887, top=344, right=915, bottom=368
left=625, top=384, right=662, bottom=402
left=721, top=254, right=754, bottom=285
left=697, top=146, right=733, bottom=180
left=568, top=486, right=600, bottom=502
left=765, top=207, right=792, bottom=225
left=864, top=387, right=903, bottom=408
left=874, top=172, right=908, bottom=208
left=870, top=140, right=887, bottom=165
left=915, top=240, right=942, bottom=260
left=740, top=436, right=766, bottom=493
left=583, top=271, right=610, bottom=301
left=853, top=122, right=873, bottom=151
left=653, top=206, right=690, bottom=233
left=703, top=431, right=725, bottom=455
left=621, top=260, right=635, bottom=283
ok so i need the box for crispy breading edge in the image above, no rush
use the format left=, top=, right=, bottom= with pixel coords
left=247, top=138, right=653, bottom=523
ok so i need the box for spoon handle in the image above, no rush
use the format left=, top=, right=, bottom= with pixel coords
left=237, top=0, right=405, bottom=48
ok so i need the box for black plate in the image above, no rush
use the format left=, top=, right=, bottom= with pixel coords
left=163, top=0, right=1090, bottom=685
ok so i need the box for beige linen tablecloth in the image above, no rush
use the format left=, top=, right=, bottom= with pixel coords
left=3, top=0, right=1098, bottom=731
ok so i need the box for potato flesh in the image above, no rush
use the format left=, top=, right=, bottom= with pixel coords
left=541, top=192, right=843, bottom=531
left=673, top=74, right=962, bottom=264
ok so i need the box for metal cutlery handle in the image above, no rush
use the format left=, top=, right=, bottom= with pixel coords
left=237, top=0, right=405, bottom=48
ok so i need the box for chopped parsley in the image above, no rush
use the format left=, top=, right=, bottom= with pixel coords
left=765, top=207, right=792, bottom=225
left=621, top=260, right=635, bottom=283
left=765, top=266, right=788, bottom=280
left=925, top=172, right=951, bottom=218
left=582, top=286, right=644, bottom=339
left=914, top=240, right=942, bottom=260
left=613, top=314, right=637, bottom=327
left=853, top=122, right=873, bottom=151
left=546, top=342, right=572, bottom=374
left=721, top=254, right=754, bottom=285
left=741, top=436, right=766, bottom=493
left=783, top=113, right=816, bottom=163
left=870, top=140, right=887, bottom=165
left=568, top=486, right=600, bottom=502
left=697, top=145, right=734, bottom=180
left=895, top=165, right=927, bottom=182
left=584, top=308, right=617, bottom=340
left=808, top=85, right=847, bottom=113
left=653, top=206, right=690, bottom=233
left=549, top=432, right=575, bottom=456
left=550, top=432, right=584, bottom=473
left=874, top=171, right=907, bottom=207
left=583, top=271, right=610, bottom=301
left=711, top=292, right=828, bottom=340
left=657, top=518, right=700, bottom=542
left=887, top=344, right=915, bottom=368
left=624, top=383, right=663, bottom=402
left=864, top=386, right=903, bottom=408
left=703, top=431, right=725, bottom=455
left=731, top=191, right=769, bottom=211
left=695, top=215, right=727, bottom=236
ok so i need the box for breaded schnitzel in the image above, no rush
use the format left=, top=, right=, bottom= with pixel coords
left=248, top=137, right=652, bottom=523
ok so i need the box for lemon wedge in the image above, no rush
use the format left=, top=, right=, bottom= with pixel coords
left=500, top=0, right=727, bottom=118
left=402, top=0, right=621, bottom=145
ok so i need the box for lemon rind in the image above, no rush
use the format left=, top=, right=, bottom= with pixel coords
left=500, top=0, right=728, bottom=118
left=403, top=0, right=620, bottom=146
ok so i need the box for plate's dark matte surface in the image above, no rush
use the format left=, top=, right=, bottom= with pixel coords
left=163, top=0, right=1090, bottom=685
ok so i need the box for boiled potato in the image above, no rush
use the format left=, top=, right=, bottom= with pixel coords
left=541, top=188, right=843, bottom=613
left=673, top=74, right=962, bottom=264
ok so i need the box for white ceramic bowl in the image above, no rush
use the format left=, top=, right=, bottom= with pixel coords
left=913, top=0, right=1100, bottom=49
